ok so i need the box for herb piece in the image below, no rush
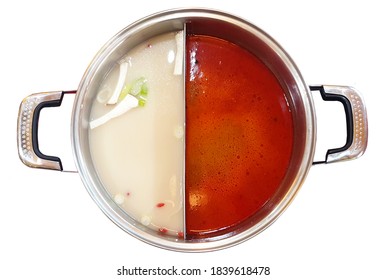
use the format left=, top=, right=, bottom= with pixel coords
left=90, top=94, right=139, bottom=129
left=141, top=215, right=151, bottom=226
left=119, top=77, right=148, bottom=104
left=96, top=86, right=112, bottom=104
left=114, top=194, right=125, bottom=205
left=107, top=61, right=129, bottom=105
left=174, top=31, right=183, bottom=75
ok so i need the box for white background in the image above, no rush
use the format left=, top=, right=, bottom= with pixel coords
left=1, top=1, right=386, bottom=279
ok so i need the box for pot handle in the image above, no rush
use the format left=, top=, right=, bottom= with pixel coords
left=17, top=90, right=76, bottom=171
left=310, top=85, right=368, bottom=164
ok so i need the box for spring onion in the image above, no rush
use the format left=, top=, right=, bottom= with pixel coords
left=107, top=61, right=129, bottom=105
left=90, top=77, right=149, bottom=129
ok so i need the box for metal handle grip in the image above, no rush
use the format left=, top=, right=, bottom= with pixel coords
left=17, top=91, right=76, bottom=171
left=310, top=85, right=368, bottom=164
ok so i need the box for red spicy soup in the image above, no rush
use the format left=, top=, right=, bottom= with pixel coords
left=185, top=35, right=294, bottom=238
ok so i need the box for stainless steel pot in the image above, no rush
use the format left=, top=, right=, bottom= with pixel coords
left=17, top=8, right=368, bottom=252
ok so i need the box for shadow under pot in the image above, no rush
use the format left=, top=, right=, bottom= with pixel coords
left=17, top=9, right=368, bottom=252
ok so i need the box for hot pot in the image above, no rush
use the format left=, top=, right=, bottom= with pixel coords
left=17, top=8, right=368, bottom=252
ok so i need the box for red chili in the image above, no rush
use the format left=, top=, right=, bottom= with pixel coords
left=156, top=202, right=165, bottom=208
left=178, top=231, right=184, bottom=238
left=159, top=228, right=168, bottom=234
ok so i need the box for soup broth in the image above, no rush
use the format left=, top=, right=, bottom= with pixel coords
left=185, top=35, right=294, bottom=238
left=89, top=31, right=185, bottom=236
